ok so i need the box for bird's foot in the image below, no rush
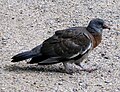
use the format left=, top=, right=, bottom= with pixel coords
left=65, top=68, right=75, bottom=75
left=63, top=62, right=75, bottom=74
left=78, top=63, right=98, bottom=73
left=80, top=68, right=97, bottom=73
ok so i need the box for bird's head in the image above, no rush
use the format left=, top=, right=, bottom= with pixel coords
left=87, top=18, right=110, bottom=34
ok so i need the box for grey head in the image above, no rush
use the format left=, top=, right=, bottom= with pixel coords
left=87, top=18, right=110, bottom=34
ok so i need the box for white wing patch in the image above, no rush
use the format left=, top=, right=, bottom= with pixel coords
left=81, top=42, right=92, bottom=55
left=68, top=33, right=93, bottom=59
left=69, top=52, right=80, bottom=59
left=69, top=42, right=92, bottom=59
left=81, top=33, right=92, bottom=55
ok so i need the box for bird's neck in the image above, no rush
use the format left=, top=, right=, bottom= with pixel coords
left=86, top=27, right=102, bottom=48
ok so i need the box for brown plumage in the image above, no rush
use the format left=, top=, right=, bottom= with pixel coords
left=11, top=18, right=110, bottom=74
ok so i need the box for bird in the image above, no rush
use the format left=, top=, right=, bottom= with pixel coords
left=11, top=18, right=110, bottom=74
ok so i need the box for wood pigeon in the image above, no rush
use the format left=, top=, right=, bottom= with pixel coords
left=11, top=18, right=110, bottom=74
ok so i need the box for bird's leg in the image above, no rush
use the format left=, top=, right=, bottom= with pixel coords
left=78, top=63, right=97, bottom=73
left=63, top=62, right=75, bottom=74
left=75, top=55, right=97, bottom=73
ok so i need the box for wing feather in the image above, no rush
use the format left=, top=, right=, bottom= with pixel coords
left=41, top=27, right=93, bottom=60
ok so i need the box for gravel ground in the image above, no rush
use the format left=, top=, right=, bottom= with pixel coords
left=0, top=0, right=120, bottom=92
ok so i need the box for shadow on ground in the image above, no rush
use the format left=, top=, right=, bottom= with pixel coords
left=3, top=64, right=66, bottom=74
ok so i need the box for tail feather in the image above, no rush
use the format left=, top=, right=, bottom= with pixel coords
left=11, top=51, right=38, bottom=62
left=29, top=56, right=61, bottom=65
left=28, top=55, right=48, bottom=64
left=38, top=57, right=61, bottom=65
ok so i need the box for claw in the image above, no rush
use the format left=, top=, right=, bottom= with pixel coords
left=65, top=69, right=74, bottom=75
left=80, top=68, right=97, bottom=73
left=78, top=63, right=98, bottom=73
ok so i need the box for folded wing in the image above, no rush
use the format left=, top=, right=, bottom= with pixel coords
left=41, top=27, right=93, bottom=60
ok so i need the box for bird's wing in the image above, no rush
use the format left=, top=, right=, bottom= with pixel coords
left=41, top=27, right=93, bottom=59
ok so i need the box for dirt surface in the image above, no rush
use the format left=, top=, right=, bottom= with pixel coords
left=0, top=0, right=120, bottom=92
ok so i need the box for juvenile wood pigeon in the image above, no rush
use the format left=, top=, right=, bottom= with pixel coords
left=11, top=18, right=110, bottom=74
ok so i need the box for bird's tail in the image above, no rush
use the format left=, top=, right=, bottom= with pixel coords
left=11, top=51, right=38, bottom=62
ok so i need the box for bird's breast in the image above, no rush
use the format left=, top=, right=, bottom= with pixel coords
left=92, top=34, right=102, bottom=48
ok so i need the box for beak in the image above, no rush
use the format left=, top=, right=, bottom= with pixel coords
left=103, top=24, right=110, bottom=30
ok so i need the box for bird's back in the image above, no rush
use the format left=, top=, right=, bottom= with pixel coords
left=40, top=27, right=95, bottom=59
